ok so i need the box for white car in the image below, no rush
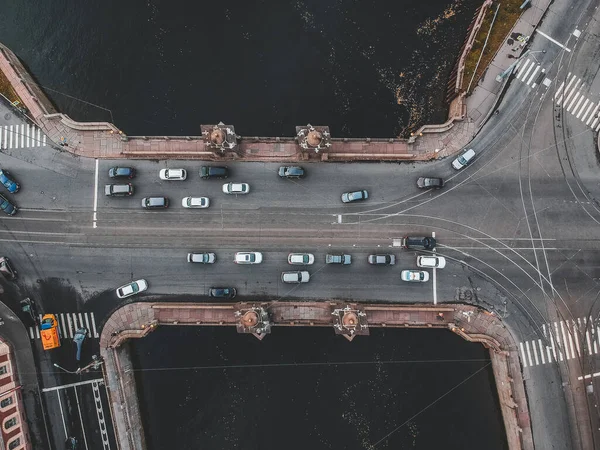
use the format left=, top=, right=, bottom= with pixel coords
left=234, top=252, right=263, bottom=264
left=451, top=148, right=475, bottom=170
left=281, top=271, right=310, bottom=283
left=401, top=270, right=429, bottom=282
left=222, top=182, right=250, bottom=194
left=116, top=279, right=148, bottom=299
left=182, top=197, right=210, bottom=208
left=288, top=253, right=315, bottom=265
left=187, top=252, right=216, bottom=263
left=159, top=168, right=187, bottom=180
left=417, top=255, right=446, bottom=269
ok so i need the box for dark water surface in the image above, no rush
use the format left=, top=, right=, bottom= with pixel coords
left=0, top=0, right=480, bottom=137
left=131, top=327, right=507, bottom=450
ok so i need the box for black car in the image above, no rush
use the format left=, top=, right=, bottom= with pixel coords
left=0, top=194, right=17, bottom=216
left=209, top=287, right=237, bottom=299
left=108, top=167, right=136, bottom=179
left=401, top=236, right=436, bottom=250
left=142, top=197, right=169, bottom=209
left=200, top=166, right=229, bottom=179
left=278, top=166, right=305, bottom=178
left=417, top=177, right=444, bottom=189
left=20, top=298, right=39, bottom=327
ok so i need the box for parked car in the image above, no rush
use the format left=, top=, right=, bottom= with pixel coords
left=105, top=184, right=134, bottom=196
left=0, top=256, right=17, bottom=280
left=20, top=298, right=39, bottom=326
left=401, top=270, right=430, bottom=282
left=368, top=254, right=396, bottom=265
left=326, top=254, right=351, bottom=264
left=341, top=190, right=368, bottom=203
left=182, top=197, right=210, bottom=208
left=0, top=169, right=20, bottom=193
left=417, top=177, right=444, bottom=189
left=234, top=252, right=263, bottom=264
left=417, top=255, right=446, bottom=269
left=278, top=166, right=305, bottom=178
left=288, top=253, right=315, bottom=265
left=222, top=182, right=250, bottom=194
left=108, top=167, right=136, bottom=179
left=0, top=194, right=17, bottom=216
left=200, top=166, right=228, bottom=179
left=209, top=287, right=236, bottom=299
left=187, top=252, right=216, bottom=263
left=116, top=279, right=148, bottom=299
left=142, top=197, right=169, bottom=209
left=159, top=168, right=187, bottom=180
left=401, top=236, right=436, bottom=250
left=452, top=148, right=476, bottom=170
left=281, top=271, right=310, bottom=283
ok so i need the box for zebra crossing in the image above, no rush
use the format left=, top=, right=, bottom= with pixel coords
left=513, top=58, right=547, bottom=88
left=554, top=73, right=600, bottom=131
left=519, top=317, right=600, bottom=368
left=29, top=312, right=99, bottom=340
left=0, top=124, right=47, bottom=149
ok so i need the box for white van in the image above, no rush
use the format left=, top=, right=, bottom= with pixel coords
left=452, top=148, right=475, bottom=170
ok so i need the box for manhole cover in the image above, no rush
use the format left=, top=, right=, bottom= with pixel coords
left=4, top=113, right=11, bottom=120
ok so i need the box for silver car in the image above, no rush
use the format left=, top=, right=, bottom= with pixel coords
left=222, top=182, right=250, bottom=194
left=341, top=190, right=368, bottom=203
left=182, top=197, right=210, bottom=208
left=159, top=168, right=187, bottom=180
left=288, top=253, right=315, bottom=265
left=281, top=271, right=310, bottom=283
left=234, top=252, right=263, bottom=264
left=116, top=279, right=148, bottom=298
left=187, top=252, right=216, bottom=263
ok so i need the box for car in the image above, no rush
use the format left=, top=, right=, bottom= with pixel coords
left=105, top=184, right=134, bottom=196
left=401, top=270, right=430, bottom=282
left=325, top=254, right=352, bottom=264
left=182, top=197, right=210, bottom=208
left=159, top=168, right=187, bottom=180
left=108, top=167, right=136, bottom=179
left=278, top=166, right=305, bottom=178
left=0, top=194, right=17, bottom=216
left=417, top=177, right=444, bottom=189
left=417, top=255, right=446, bottom=269
left=452, top=148, right=476, bottom=170
left=200, top=166, right=229, bottom=179
left=20, top=298, right=39, bottom=326
left=341, top=190, right=368, bottom=203
left=116, top=279, right=148, bottom=299
left=368, top=254, right=396, bottom=265
left=209, top=287, right=236, bottom=299
left=288, top=253, right=315, bottom=265
left=65, top=437, right=78, bottom=450
left=0, top=256, right=17, bottom=280
left=281, top=271, right=310, bottom=283
left=142, top=197, right=169, bottom=209
left=234, top=252, right=263, bottom=264
left=187, top=252, right=216, bottom=263
left=401, top=236, right=436, bottom=250
left=222, top=182, right=250, bottom=194
left=0, top=169, right=20, bottom=193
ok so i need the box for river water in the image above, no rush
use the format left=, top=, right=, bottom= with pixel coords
left=131, top=326, right=507, bottom=450
left=0, top=0, right=480, bottom=137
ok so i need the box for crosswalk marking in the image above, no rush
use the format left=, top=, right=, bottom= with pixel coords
left=554, top=74, right=600, bottom=131
left=29, top=312, right=100, bottom=341
left=514, top=58, right=548, bottom=88
left=0, top=124, right=47, bottom=149
left=519, top=316, right=600, bottom=368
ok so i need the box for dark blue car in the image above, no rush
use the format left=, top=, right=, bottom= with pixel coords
left=0, top=169, right=20, bottom=193
left=108, top=166, right=136, bottom=179
left=0, top=194, right=17, bottom=216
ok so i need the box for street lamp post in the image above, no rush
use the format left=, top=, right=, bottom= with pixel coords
left=53, top=363, right=78, bottom=374
left=53, top=355, right=104, bottom=375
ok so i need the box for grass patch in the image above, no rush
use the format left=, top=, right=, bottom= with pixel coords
left=462, top=0, right=524, bottom=93
left=0, top=68, right=21, bottom=104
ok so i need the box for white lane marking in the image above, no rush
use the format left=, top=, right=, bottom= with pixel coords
left=26, top=124, right=30, bottom=148
left=517, top=59, right=532, bottom=79
left=84, top=314, right=91, bottom=335
left=532, top=340, right=539, bottom=365
left=432, top=232, right=436, bottom=305
left=91, top=312, right=99, bottom=338
left=20, top=124, right=24, bottom=148
left=560, top=321, right=570, bottom=359
left=555, top=322, right=563, bottom=361
left=538, top=339, right=545, bottom=364
left=74, top=388, right=90, bottom=450
left=42, top=378, right=105, bottom=392
left=572, top=95, right=585, bottom=116
left=42, top=134, right=46, bottom=146
left=536, top=29, right=572, bottom=52
left=91, top=381, right=111, bottom=450
left=29, top=327, right=34, bottom=339
left=66, top=314, right=74, bottom=338
left=2, top=126, right=6, bottom=148
left=37, top=128, right=41, bottom=146
left=35, top=325, right=40, bottom=338
left=93, top=159, right=99, bottom=228
left=576, top=98, right=589, bottom=119
left=8, top=125, right=12, bottom=149
left=578, top=371, right=600, bottom=380
left=526, top=65, right=541, bottom=85
left=563, top=78, right=581, bottom=107
left=573, top=320, right=581, bottom=356
left=521, top=61, right=535, bottom=83
left=550, top=327, right=557, bottom=361
left=59, top=313, right=67, bottom=337
left=78, top=313, right=84, bottom=331
left=586, top=102, right=599, bottom=125
left=526, top=341, right=533, bottom=367
left=554, top=78, right=566, bottom=102
left=520, top=342, right=528, bottom=367
left=580, top=100, right=593, bottom=122
left=566, top=92, right=581, bottom=112
left=56, top=391, right=68, bottom=436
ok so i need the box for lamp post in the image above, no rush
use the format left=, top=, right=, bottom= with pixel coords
left=53, top=363, right=78, bottom=374
left=53, top=355, right=103, bottom=375
left=495, top=49, right=546, bottom=82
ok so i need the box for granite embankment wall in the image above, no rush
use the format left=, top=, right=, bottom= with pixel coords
left=99, top=302, right=532, bottom=450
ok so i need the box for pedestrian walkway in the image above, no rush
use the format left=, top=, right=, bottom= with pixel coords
left=519, top=316, right=598, bottom=368
left=0, top=123, right=47, bottom=149
left=513, top=57, right=548, bottom=88
left=554, top=73, right=600, bottom=131
left=29, top=312, right=99, bottom=340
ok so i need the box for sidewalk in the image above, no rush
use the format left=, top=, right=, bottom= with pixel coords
left=0, top=1, right=551, bottom=163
